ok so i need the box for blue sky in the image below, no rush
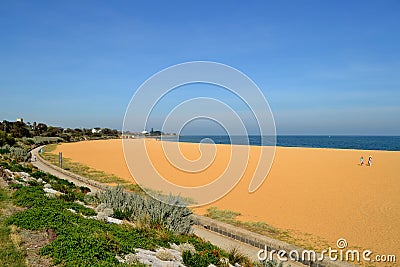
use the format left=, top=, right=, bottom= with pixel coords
left=1, top=0, right=399, bottom=135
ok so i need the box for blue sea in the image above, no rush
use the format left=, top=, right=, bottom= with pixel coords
left=160, top=135, right=400, bottom=151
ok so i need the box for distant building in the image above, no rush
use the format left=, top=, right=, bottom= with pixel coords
left=121, top=134, right=135, bottom=139
left=92, top=128, right=101, bottom=134
left=141, top=130, right=148, bottom=134
left=16, top=118, right=23, bottom=123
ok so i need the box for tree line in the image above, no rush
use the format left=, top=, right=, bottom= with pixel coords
left=0, top=120, right=121, bottom=147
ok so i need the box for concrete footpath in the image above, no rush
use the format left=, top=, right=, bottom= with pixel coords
left=31, top=146, right=102, bottom=193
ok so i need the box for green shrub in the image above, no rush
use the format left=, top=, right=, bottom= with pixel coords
left=12, top=186, right=47, bottom=207
left=30, top=171, right=47, bottom=180
left=11, top=185, right=95, bottom=216
left=9, top=183, right=23, bottom=190
left=9, top=147, right=30, bottom=162
left=31, top=136, right=64, bottom=145
left=113, top=209, right=133, bottom=220
left=79, top=186, right=91, bottom=194
left=182, top=249, right=222, bottom=267
left=60, top=191, right=76, bottom=202
left=227, top=247, right=250, bottom=265
left=95, top=186, right=193, bottom=234
left=50, top=177, right=76, bottom=190
left=0, top=131, right=15, bottom=147
left=6, top=162, right=32, bottom=173
left=0, top=145, right=10, bottom=154
left=40, top=230, right=121, bottom=266
left=21, top=138, right=35, bottom=145
left=0, top=188, right=7, bottom=202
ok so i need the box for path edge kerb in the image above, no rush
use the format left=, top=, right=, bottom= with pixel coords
left=35, top=145, right=356, bottom=267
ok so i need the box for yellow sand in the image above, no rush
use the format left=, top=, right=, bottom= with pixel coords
left=52, top=139, right=400, bottom=257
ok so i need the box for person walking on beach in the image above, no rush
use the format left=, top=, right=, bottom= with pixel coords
left=360, top=156, right=364, bottom=166
left=368, top=156, right=372, bottom=166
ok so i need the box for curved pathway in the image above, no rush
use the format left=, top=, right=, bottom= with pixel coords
left=31, top=146, right=102, bottom=193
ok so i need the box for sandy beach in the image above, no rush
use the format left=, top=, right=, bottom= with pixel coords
left=52, top=139, right=400, bottom=258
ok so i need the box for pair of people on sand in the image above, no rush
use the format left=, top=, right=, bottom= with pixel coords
left=360, top=156, right=372, bottom=166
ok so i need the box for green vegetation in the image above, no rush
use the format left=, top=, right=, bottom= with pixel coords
left=0, top=187, right=27, bottom=267
left=0, top=119, right=121, bottom=163
left=227, top=247, right=249, bottom=265
left=121, top=183, right=144, bottom=193
left=94, top=186, right=193, bottom=234
left=0, top=160, right=32, bottom=173
left=182, top=249, right=222, bottom=266
left=0, top=143, right=29, bottom=163
left=22, top=136, right=64, bottom=145
left=9, top=146, right=30, bottom=162
left=7, top=186, right=151, bottom=266
left=0, top=130, right=16, bottom=147
left=41, top=143, right=58, bottom=154
left=0, top=120, right=120, bottom=143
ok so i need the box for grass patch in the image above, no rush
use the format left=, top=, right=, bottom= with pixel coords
left=205, top=207, right=281, bottom=237
left=121, top=183, right=144, bottom=193
left=41, top=143, right=58, bottom=154
left=0, top=187, right=27, bottom=267
left=41, top=144, right=128, bottom=185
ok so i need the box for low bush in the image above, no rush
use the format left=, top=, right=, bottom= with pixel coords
left=30, top=171, right=48, bottom=180
left=182, top=249, right=222, bottom=267
left=0, top=145, right=10, bottom=154
left=11, top=185, right=95, bottom=216
left=95, top=186, right=193, bottom=234
left=9, top=147, right=30, bottom=162
left=12, top=186, right=47, bottom=207
left=1, top=160, right=32, bottom=173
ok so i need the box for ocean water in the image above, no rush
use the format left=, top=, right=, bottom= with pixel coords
left=160, top=135, right=400, bottom=151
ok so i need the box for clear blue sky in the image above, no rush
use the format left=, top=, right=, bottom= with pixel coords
left=1, top=0, right=399, bottom=135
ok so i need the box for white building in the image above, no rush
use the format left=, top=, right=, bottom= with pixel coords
left=92, top=128, right=101, bottom=134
